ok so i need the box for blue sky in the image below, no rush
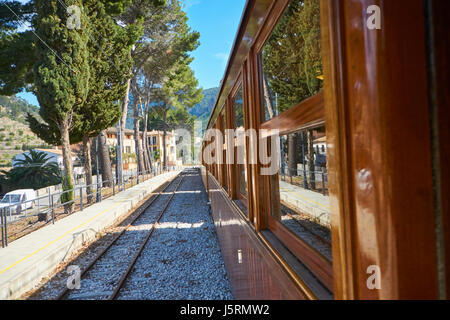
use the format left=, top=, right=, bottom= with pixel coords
left=183, top=0, right=246, bottom=89
left=16, top=0, right=247, bottom=106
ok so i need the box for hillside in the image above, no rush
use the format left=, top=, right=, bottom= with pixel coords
left=0, top=95, right=40, bottom=125
left=0, top=95, right=48, bottom=166
left=189, top=87, right=219, bottom=130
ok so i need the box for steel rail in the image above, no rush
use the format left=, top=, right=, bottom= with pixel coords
left=280, top=201, right=331, bottom=247
left=108, top=173, right=185, bottom=300
left=284, top=210, right=331, bottom=247
left=56, top=173, right=183, bottom=300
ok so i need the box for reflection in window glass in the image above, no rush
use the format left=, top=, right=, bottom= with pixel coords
left=260, top=0, right=323, bottom=122
left=238, top=160, right=247, bottom=197
left=220, top=110, right=228, bottom=191
left=234, top=86, right=244, bottom=129
left=233, top=85, right=247, bottom=199
left=271, top=125, right=331, bottom=261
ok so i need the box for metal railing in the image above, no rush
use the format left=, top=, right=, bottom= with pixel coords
left=280, top=166, right=329, bottom=196
left=1, top=166, right=181, bottom=248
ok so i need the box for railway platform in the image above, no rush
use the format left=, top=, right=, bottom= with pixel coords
left=279, top=181, right=330, bottom=227
left=0, top=170, right=180, bottom=300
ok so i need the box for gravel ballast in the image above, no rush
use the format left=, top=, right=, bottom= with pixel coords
left=117, top=168, right=233, bottom=300
left=27, top=168, right=233, bottom=300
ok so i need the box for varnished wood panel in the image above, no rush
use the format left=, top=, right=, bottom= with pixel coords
left=268, top=217, right=333, bottom=291
left=322, top=0, right=439, bottom=299
left=207, top=173, right=307, bottom=299
left=260, top=92, right=325, bottom=137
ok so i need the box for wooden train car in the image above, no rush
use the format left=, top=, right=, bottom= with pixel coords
left=201, top=0, right=449, bottom=300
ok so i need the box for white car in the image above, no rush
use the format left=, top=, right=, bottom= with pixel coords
left=0, top=189, right=36, bottom=215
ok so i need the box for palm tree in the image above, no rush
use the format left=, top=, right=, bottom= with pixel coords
left=1, top=150, right=61, bottom=190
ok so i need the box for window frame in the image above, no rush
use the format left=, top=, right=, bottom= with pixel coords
left=251, top=0, right=333, bottom=292
left=229, top=72, right=249, bottom=212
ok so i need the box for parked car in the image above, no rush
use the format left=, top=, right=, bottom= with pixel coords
left=0, top=189, right=36, bottom=215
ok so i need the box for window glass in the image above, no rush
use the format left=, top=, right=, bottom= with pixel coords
left=1, top=194, right=21, bottom=203
left=271, top=125, right=331, bottom=261
left=260, top=0, right=323, bottom=122
left=234, top=86, right=244, bottom=129
left=233, top=85, right=247, bottom=199
left=238, top=161, right=247, bottom=197
left=220, top=110, right=228, bottom=190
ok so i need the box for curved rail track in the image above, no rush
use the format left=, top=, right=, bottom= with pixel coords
left=56, top=171, right=185, bottom=300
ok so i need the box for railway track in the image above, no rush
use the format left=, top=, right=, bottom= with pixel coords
left=56, top=171, right=185, bottom=300
left=280, top=202, right=332, bottom=261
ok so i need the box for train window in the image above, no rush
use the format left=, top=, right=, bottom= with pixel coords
left=268, top=124, right=332, bottom=290
left=259, top=0, right=323, bottom=122
left=234, top=86, right=244, bottom=129
left=233, top=85, right=248, bottom=209
left=220, top=110, right=228, bottom=191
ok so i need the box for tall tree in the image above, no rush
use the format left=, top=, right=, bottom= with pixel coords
left=0, top=1, right=35, bottom=95
left=76, top=0, right=137, bottom=196
left=28, top=0, right=139, bottom=200
left=261, top=0, right=322, bottom=183
left=129, top=0, right=200, bottom=171
left=115, top=0, right=165, bottom=183
left=33, top=0, right=90, bottom=213
left=151, top=58, right=203, bottom=169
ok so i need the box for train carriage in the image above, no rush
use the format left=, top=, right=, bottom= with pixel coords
left=201, top=0, right=449, bottom=300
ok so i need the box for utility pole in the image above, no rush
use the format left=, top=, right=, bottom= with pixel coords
left=117, top=124, right=123, bottom=191
left=96, top=136, right=101, bottom=202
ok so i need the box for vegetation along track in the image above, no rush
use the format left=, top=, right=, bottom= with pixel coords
left=57, top=171, right=185, bottom=300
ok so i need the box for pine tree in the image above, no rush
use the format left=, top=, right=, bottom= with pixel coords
left=0, top=1, right=35, bottom=95
left=28, top=0, right=139, bottom=200
left=77, top=0, right=137, bottom=197
left=116, top=0, right=165, bottom=183
left=33, top=0, right=90, bottom=213
left=129, top=0, right=201, bottom=171
left=151, top=58, right=203, bottom=169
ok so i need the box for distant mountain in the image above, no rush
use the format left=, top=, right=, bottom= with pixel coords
left=189, top=87, right=219, bottom=129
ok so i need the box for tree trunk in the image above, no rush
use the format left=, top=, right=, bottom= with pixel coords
left=118, top=78, right=131, bottom=185
left=133, top=96, right=145, bottom=174
left=82, top=135, right=93, bottom=204
left=288, top=134, right=297, bottom=178
left=263, top=75, right=275, bottom=118
left=59, top=121, right=74, bottom=214
left=98, top=130, right=113, bottom=187
left=143, top=106, right=153, bottom=172
left=163, top=106, right=167, bottom=170
left=142, top=133, right=151, bottom=172
left=307, top=130, right=316, bottom=190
